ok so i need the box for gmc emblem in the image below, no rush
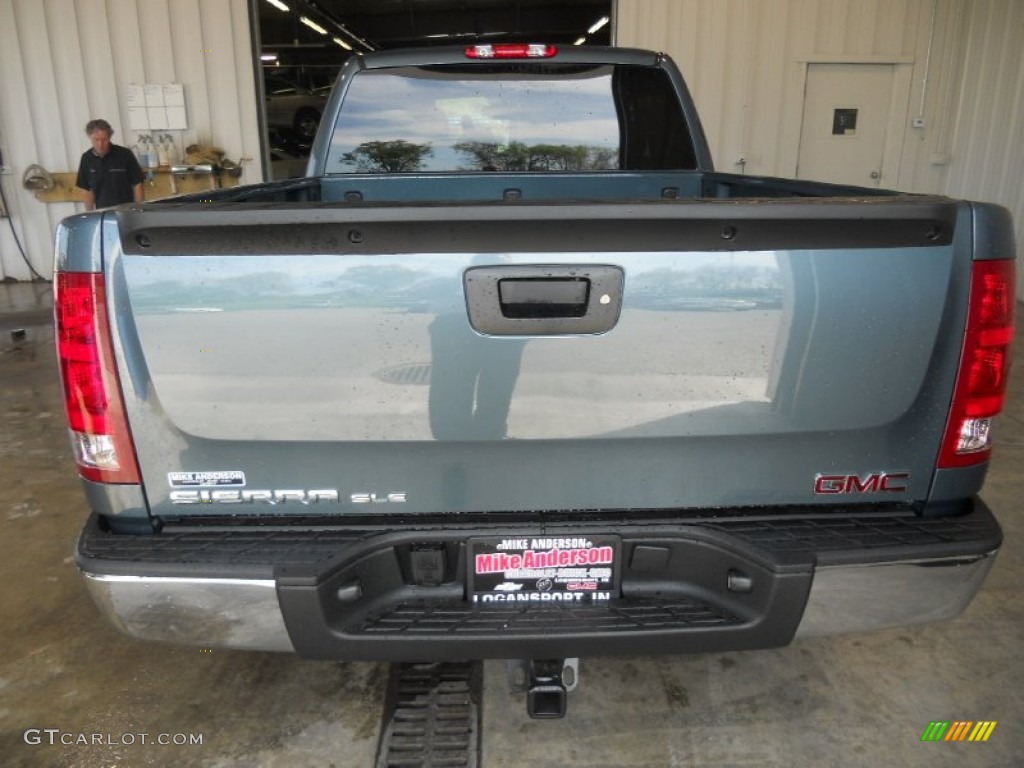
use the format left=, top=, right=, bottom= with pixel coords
left=813, top=472, right=910, bottom=495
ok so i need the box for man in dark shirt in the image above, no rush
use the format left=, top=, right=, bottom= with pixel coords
left=75, top=119, right=144, bottom=210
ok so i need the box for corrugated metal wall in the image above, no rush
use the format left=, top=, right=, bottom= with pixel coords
left=945, top=0, right=1024, bottom=261
left=616, top=0, right=1024, bottom=292
left=0, top=0, right=262, bottom=281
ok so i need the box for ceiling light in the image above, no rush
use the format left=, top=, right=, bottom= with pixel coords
left=333, top=36, right=352, bottom=51
left=588, top=16, right=610, bottom=34
left=264, top=0, right=289, bottom=11
left=300, top=16, right=328, bottom=35
left=261, top=53, right=278, bottom=62
left=574, top=36, right=587, bottom=46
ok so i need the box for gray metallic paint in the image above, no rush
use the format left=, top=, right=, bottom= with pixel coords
left=111, top=233, right=962, bottom=517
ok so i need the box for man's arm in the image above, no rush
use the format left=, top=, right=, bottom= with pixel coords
left=75, top=155, right=95, bottom=211
left=127, top=151, right=145, bottom=205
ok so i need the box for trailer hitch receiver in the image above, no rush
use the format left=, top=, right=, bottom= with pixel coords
left=517, top=658, right=579, bottom=719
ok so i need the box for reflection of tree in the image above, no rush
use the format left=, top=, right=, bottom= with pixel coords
left=340, top=140, right=433, bottom=172
left=455, top=141, right=616, bottom=171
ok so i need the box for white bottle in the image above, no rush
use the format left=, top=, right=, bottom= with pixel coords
left=139, top=136, right=154, bottom=168
left=157, top=136, right=173, bottom=167
left=164, top=135, right=180, bottom=165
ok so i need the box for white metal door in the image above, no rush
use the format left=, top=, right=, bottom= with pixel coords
left=797, top=64, right=899, bottom=187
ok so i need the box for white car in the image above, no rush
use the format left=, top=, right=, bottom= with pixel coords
left=264, top=76, right=330, bottom=140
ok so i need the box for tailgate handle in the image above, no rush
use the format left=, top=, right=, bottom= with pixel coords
left=464, top=265, right=624, bottom=336
left=498, top=278, right=590, bottom=319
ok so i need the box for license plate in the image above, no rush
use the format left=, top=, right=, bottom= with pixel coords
left=468, top=535, right=620, bottom=605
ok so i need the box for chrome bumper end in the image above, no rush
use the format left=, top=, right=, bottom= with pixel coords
left=82, top=573, right=295, bottom=653
left=794, top=551, right=998, bottom=638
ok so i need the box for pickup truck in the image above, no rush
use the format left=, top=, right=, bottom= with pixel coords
left=55, top=44, right=1014, bottom=712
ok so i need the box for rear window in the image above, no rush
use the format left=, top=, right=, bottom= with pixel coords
left=326, top=63, right=697, bottom=173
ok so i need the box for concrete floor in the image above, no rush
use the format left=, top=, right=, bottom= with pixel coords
left=0, top=280, right=1021, bottom=767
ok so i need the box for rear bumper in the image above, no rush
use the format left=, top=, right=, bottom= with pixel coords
left=77, top=503, right=1001, bottom=658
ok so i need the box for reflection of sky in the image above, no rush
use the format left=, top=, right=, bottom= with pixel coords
left=327, top=68, right=621, bottom=171
left=127, top=251, right=782, bottom=297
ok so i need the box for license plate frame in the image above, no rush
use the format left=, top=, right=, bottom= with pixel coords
left=467, top=534, right=621, bottom=605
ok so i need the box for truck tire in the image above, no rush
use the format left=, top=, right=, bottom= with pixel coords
left=294, top=108, right=320, bottom=140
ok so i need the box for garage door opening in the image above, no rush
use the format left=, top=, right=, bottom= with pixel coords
left=252, top=0, right=612, bottom=180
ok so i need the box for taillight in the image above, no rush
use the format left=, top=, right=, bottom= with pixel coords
left=55, top=272, right=140, bottom=483
left=938, top=259, right=1016, bottom=468
left=465, top=44, right=557, bottom=59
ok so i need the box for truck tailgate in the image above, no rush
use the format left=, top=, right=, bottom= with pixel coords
left=109, top=201, right=966, bottom=518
